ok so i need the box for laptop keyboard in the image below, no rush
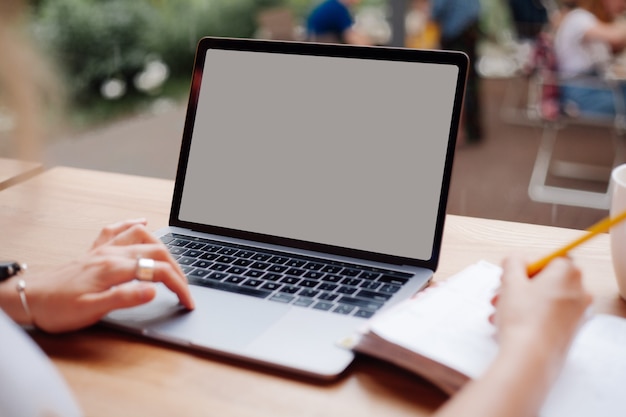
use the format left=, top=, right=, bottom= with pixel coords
left=161, top=233, right=413, bottom=318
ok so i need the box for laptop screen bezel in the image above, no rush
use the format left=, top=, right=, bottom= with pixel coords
left=169, top=36, right=467, bottom=271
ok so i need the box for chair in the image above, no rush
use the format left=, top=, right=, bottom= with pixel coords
left=526, top=32, right=626, bottom=210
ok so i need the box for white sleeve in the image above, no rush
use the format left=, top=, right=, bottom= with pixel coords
left=571, top=9, right=597, bottom=42
left=556, top=9, right=611, bottom=76
left=0, top=310, right=83, bottom=417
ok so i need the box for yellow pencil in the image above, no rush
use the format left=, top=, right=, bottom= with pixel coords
left=527, top=208, right=626, bottom=277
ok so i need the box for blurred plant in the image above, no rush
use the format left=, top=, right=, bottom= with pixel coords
left=144, top=0, right=283, bottom=77
left=35, top=0, right=158, bottom=101
left=33, top=0, right=282, bottom=103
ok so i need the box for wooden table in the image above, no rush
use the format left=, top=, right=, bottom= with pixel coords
left=1, top=166, right=624, bottom=417
left=0, top=157, right=43, bottom=191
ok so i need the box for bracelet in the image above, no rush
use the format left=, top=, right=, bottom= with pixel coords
left=16, top=279, right=33, bottom=325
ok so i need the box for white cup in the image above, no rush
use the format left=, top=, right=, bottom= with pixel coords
left=610, top=164, right=626, bottom=300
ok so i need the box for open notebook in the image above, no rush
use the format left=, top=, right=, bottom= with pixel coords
left=348, top=261, right=626, bottom=416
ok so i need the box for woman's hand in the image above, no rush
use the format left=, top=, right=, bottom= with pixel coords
left=434, top=256, right=593, bottom=417
left=493, top=256, right=592, bottom=370
left=10, top=219, right=194, bottom=333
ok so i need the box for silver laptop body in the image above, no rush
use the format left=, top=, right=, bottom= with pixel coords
left=105, top=37, right=468, bottom=380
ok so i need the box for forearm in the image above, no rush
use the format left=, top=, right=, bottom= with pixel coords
left=434, top=342, right=557, bottom=417
left=611, top=23, right=626, bottom=51
left=587, top=23, right=626, bottom=51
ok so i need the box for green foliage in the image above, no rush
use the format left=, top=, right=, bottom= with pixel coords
left=34, top=0, right=283, bottom=102
left=479, top=0, right=514, bottom=43
left=287, top=0, right=317, bottom=19
left=143, top=0, right=282, bottom=77
left=36, top=0, right=158, bottom=99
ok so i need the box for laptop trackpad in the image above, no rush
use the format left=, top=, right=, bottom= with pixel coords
left=108, top=284, right=291, bottom=350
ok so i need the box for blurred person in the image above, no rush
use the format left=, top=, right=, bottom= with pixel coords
left=554, top=0, right=626, bottom=117
left=406, top=0, right=441, bottom=49
left=0, top=1, right=593, bottom=417
left=0, top=1, right=194, bottom=416
left=430, top=0, right=484, bottom=145
left=305, top=0, right=372, bottom=45
left=508, top=0, right=550, bottom=40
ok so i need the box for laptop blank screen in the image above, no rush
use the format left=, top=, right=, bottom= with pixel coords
left=178, top=47, right=459, bottom=261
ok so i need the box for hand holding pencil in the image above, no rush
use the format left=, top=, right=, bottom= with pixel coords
left=526, top=208, right=626, bottom=277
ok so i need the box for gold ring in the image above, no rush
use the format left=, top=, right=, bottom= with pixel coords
left=136, top=257, right=155, bottom=281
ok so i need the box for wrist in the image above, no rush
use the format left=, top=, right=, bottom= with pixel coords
left=498, top=328, right=566, bottom=387
left=482, top=340, right=560, bottom=416
left=0, top=276, right=35, bottom=327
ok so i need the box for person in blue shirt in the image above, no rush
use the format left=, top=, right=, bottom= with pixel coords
left=306, top=0, right=372, bottom=45
left=431, top=0, right=484, bottom=144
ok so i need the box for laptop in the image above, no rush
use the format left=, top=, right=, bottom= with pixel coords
left=105, top=37, right=468, bottom=380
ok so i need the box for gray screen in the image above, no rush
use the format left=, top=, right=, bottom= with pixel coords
left=179, top=49, right=458, bottom=260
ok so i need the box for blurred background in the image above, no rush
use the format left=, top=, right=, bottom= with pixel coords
left=0, top=0, right=616, bottom=230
